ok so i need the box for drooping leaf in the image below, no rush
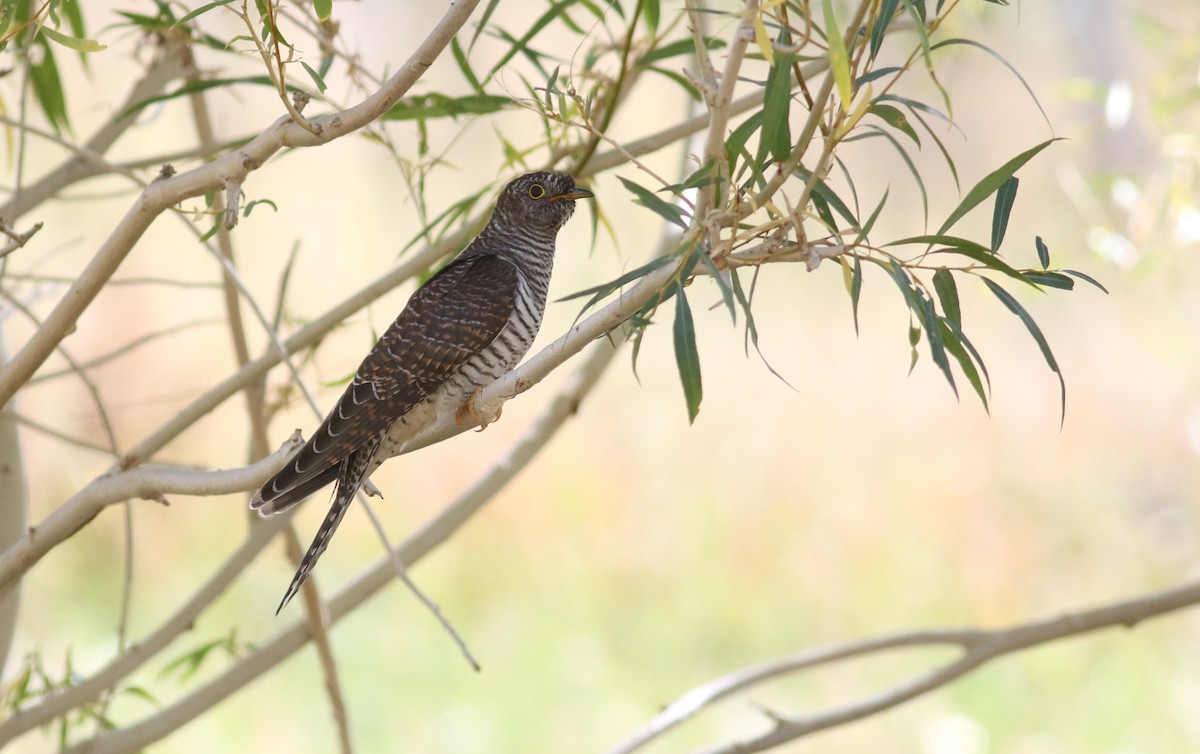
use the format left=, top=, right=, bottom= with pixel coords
left=980, top=277, right=1066, bottom=425
left=1023, top=271, right=1073, bottom=290
left=1063, top=269, right=1109, bottom=293
left=932, top=268, right=961, bottom=328
left=990, top=176, right=1018, bottom=251
left=299, top=61, right=327, bottom=93
left=672, top=283, right=703, bottom=423
left=759, top=39, right=794, bottom=163
left=29, top=38, right=70, bottom=133
left=313, top=0, right=332, bottom=21
left=931, top=37, right=1050, bottom=128
left=175, top=0, right=237, bottom=27
left=869, top=0, right=901, bottom=60
left=939, top=320, right=989, bottom=410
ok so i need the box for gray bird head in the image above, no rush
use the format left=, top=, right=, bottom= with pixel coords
left=491, top=171, right=594, bottom=234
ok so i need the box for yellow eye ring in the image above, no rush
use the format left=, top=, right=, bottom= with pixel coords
left=528, top=183, right=546, bottom=199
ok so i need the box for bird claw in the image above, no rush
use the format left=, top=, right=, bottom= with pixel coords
left=457, top=387, right=502, bottom=431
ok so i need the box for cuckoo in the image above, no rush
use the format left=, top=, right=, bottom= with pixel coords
left=251, top=171, right=593, bottom=612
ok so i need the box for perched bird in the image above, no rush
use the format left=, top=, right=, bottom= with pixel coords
left=251, top=171, right=593, bottom=613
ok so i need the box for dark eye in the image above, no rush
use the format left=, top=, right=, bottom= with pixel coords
left=528, top=183, right=546, bottom=199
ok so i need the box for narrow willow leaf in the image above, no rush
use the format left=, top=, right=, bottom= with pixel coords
left=485, top=0, right=576, bottom=83
left=1024, top=271, right=1074, bottom=290
left=384, top=94, right=511, bottom=121
left=557, top=256, right=674, bottom=304
left=637, top=37, right=725, bottom=66
left=1063, top=269, right=1109, bottom=293
left=852, top=188, right=889, bottom=247
left=176, top=0, right=237, bottom=26
left=29, top=38, right=69, bottom=133
left=39, top=25, right=105, bottom=52
left=869, top=0, right=901, bottom=60
left=991, top=176, right=1019, bottom=251
left=314, top=0, right=332, bottom=21
left=938, top=139, right=1058, bottom=235
left=919, top=292, right=957, bottom=397
left=299, top=61, right=327, bottom=93
left=618, top=176, right=687, bottom=229
left=940, top=321, right=988, bottom=410
left=699, top=251, right=736, bottom=324
left=822, top=0, right=852, bottom=110
left=850, top=253, right=863, bottom=334
left=908, top=107, right=960, bottom=192
left=932, top=268, right=961, bottom=328
left=123, top=76, right=279, bottom=117
left=673, top=283, right=703, bottom=423
left=726, top=112, right=764, bottom=172
left=1035, top=235, right=1050, bottom=268
left=644, top=0, right=660, bottom=32
left=797, top=169, right=858, bottom=228
left=868, top=103, right=919, bottom=145
left=469, top=0, right=503, bottom=53
left=849, top=125, right=927, bottom=226
left=858, top=65, right=902, bottom=87
left=759, top=41, right=794, bottom=163
left=451, top=38, right=484, bottom=93
left=980, top=277, right=1066, bottom=424
left=753, top=13, right=774, bottom=65
left=931, top=38, right=1050, bottom=128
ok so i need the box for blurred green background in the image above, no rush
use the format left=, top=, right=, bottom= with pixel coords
left=5, top=1, right=1200, bottom=752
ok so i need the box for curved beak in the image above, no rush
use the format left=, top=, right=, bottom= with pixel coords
left=549, top=187, right=595, bottom=202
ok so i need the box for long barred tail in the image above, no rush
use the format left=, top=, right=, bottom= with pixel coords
left=275, top=492, right=353, bottom=614
left=274, top=438, right=379, bottom=614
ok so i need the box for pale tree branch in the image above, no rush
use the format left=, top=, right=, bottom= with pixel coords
left=0, top=433, right=305, bottom=597
left=0, top=0, right=483, bottom=408
left=606, top=579, right=1200, bottom=754
left=0, top=329, right=26, bottom=682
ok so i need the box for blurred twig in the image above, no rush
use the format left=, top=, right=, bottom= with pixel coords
left=607, top=579, right=1200, bottom=754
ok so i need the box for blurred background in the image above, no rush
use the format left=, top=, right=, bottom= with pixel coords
left=3, top=1, right=1199, bottom=752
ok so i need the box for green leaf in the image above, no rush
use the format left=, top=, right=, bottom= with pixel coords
left=314, top=0, right=332, bottom=21
left=1035, top=235, right=1050, bottom=268
left=759, top=40, right=794, bottom=163
left=822, top=0, right=853, bottom=110
left=451, top=37, right=484, bottom=93
left=938, top=139, right=1058, bottom=235
left=932, top=268, right=961, bottom=328
left=980, top=277, right=1066, bottom=425
left=939, top=320, right=989, bottom=410
left=243, top=198, right=278, bottom=217
left=1063, top=269, right=1108, bottom=294
left=638, top=37, right=725, bottom=67
left=849, top=124, right=927, bottom=225
left=1023, top=271, right=1073, bottom=290
left=644, top=0, right=659, bottom=31
left=299, top=61, right=327, bottom=93
left=797, top=168, right=858, bottom=228
left=617, top=176, right=687, bottom=229
left=990, top=176, right=1018, bottom=251
left=699, top=250, right=736, bottom=324
left=868, top=103, right=919, bottom=145
left=38, top=24, right=105, bottom=52
left=931, top=38, right=1050, bottom=129
left=175, top=0, right=237, bottom=27
left=869, top=0, right=901, bottom=60
left=123, top=76, right=282, bottom=117
left=383, top=94, right=511, bottom=121
left=29, top=38, right=69, bottom=133
left=484, top=0, right=577, bottom=84
left=672, top=283, right=703, bottom=423
left=557, top=256, right=674, bottom=305
left=469, top=0, right=503, bottom=53
left=850, top=253, right=864, bottom=334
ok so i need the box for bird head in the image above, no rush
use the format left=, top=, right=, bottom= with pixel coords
left=493, top=171, right=594, bottom=233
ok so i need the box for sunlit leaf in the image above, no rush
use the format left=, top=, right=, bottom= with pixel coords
left=38, top=25, right=105, bottom=52
left=822, top=0, right=852, bottom=110
left=314, top=0, right=332, bottom=21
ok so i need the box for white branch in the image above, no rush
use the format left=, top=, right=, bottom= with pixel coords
left=0, top=0, right=483, bottom=408
left=0, top=433, right=304, bottom=596
left=606, top=579, right=1200, bottom=754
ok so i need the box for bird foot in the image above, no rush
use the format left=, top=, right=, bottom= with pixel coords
left=457, top=387, right=502, bottom=431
